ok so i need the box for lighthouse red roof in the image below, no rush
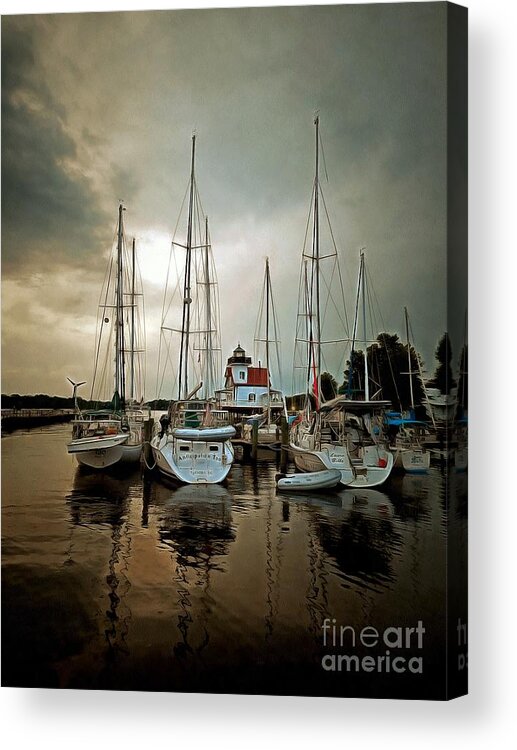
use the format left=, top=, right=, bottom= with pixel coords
left=247, top=367, right=269, bottom=387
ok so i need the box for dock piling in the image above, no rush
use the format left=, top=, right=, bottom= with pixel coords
left=142, top=417, right=154, bottom=471
left=280, top=416, right=289, bottom=473
left=251, top=419, right=259, bottom=463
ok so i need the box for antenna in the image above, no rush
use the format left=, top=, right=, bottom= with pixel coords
left=67, top=377, right=86, bottom=414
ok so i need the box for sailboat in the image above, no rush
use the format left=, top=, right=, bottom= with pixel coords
left=289, top=117, right=393, bottom=488
left=216, top=258, right=286, bottom=443
left=151, top=135, right=236, bottom=484
left=253, top=258, right=287, bottom=437
left=387, top=307, right=431, bottom=473
left=67, top=204, right=147, bottom=469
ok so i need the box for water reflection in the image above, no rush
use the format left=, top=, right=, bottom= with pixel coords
left=279, top=488, right=400, bottom=593
left=389, top=473, right=432, bottom=523
left=321, top=492, right=399, bottom=592
left=67, top=466, right=139, bottom=527
left=451, top=472, right=468, bottom=519
left=144, top=480, right=235, bottom=658
left=66, top=467, right=140, bottom=669
left=148, top=482, right=235, bottom=566
left=2, top=424, right=467, bottom=697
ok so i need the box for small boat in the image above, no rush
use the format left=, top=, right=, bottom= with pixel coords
left=385, top=307, right=431, bottom=473
left=386, top=415, right=431, bottom=473
left=277, top=469, right=342, bottom=492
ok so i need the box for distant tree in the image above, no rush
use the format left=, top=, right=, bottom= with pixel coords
left=456, top=344, right=468, bottom=412
left=320, top=372, right=338, bottom=402
left=1, top=393, right=112, bottom=411
left=431, top=333, right=456, bottom=395
left=339, top=349, right=366, bottom=398
left=287, top=373, right=338, bottom=410
left=338, top=333, right=426, bottom=411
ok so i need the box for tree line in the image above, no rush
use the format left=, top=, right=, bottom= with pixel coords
left=287, top=332, right=467, bottom=415
left=3, top=333, right=467, bottom=416
left=1, top=394, right=112, bottom=411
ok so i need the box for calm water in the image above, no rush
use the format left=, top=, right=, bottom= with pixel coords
left=1, top=423, right=467, bottom=698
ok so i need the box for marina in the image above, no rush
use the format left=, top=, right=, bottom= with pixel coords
left=2, top=115, right=468, bottom=693
left=1, top=3, right=468, bottom=703
left=1, top=420, right=467, bottom=698
left=5, top=120, right=468, bottom=490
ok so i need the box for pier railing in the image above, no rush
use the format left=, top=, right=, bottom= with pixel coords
left=1, top=408, right=75, bottom=431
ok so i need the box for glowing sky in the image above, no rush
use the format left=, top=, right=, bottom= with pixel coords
left=2, top=3, right=457, bottom=398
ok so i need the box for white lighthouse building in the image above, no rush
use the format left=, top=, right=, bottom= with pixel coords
left=215, top=344, right=284, bottom=419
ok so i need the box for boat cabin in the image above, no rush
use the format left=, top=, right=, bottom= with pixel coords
left=71, top=411, right=126, bottom=439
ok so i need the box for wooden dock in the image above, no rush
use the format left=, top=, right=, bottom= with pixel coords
left=232, top=417, right=290, bottom=472
left=1, top=409, right=75, bottom=432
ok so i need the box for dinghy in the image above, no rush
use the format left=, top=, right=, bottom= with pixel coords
left=277, top=469, right=342, bottom=492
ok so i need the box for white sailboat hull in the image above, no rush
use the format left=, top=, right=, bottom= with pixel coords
left=393, top=447, right=430, bottom=473
left=69, top=433, right=128, bottom=469
left=68, top=419, right=144, bottom=469
left=151, top=428, right=235, bottom=484
left=119, top=442, right=143, bottom=464
left=75, top=446, right=126, bottom=469
left=455, top=446, right=468, bottom=471
left=119, top=420, right=145, bottom=463
left=67, top=433, right=129, bottom=454
left=290, top=442, right=393, bottom=488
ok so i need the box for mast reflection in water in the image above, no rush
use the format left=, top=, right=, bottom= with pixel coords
left=1, top=423, right=466, bottom=698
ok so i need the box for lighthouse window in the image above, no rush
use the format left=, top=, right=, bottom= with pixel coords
left=179, top=446, right=190, bottom=452
left=239, top=371, right=245, bottom=380
left=248, top=393, right=256, bottom=402
left=209, top=445, right=219, bottom=452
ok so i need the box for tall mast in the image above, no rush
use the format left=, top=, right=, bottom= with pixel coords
left=130, top=237, right=136, bottom=402
left=204, top=215, right=212, bottom=400
left=313, top=114, right=321, bottom=408
left=265, top=257, right=271, bottom=425
left=303, top=259, right=312, bottom=410
left=347, top=251, right=362, bottom=397
left=178, top=134, right=196, bottom=401
left=115, top=202, right=126, bottom=409
left=360, top=251, right=369, bottom=401
left=404, top=306, right=415, bottom=410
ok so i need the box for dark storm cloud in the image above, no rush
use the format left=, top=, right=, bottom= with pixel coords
left=1, top=4, right=454, bottom=394
left=1, top=21, right=109, bottom=274
left=110, top=163, right=141, bottom=206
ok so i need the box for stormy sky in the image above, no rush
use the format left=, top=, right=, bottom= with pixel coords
left=2, top=3, right=452, bottom=398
